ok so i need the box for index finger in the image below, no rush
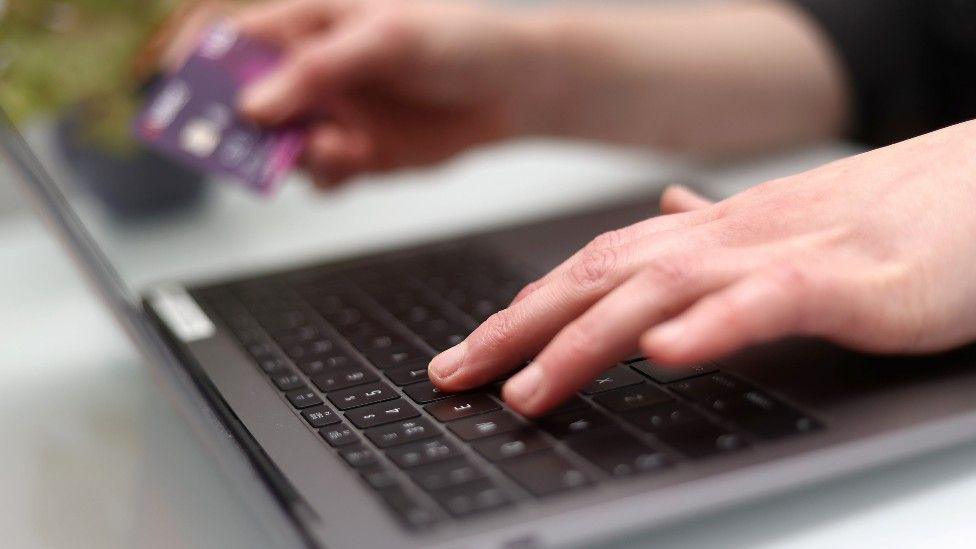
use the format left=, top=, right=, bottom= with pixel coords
left=234, top=0, right=356, bottom=48
left=428, top=232, right=706, bottom=391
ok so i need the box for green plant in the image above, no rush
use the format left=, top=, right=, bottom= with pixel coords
left=0, top=0, right=180, bottom=150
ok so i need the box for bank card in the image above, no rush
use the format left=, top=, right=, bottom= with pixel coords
left=135, top=22, right=304, bottom=195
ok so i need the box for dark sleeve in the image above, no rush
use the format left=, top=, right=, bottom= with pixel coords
left=791, top=0, right=976, bottom=146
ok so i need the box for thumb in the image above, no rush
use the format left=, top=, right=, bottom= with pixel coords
left=239, top=19, right=402, bottom=125
left=659, top=185, right=715, bottom=214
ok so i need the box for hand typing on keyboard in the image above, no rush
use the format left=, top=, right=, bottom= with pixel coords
left=222, top=2, right=976, bottom=417
left=429, top=124, right=976, bottom=416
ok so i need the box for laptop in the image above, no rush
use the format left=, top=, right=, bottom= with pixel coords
left=6, top=106, right=976, bottom=549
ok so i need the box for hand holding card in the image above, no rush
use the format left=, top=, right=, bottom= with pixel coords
left=134, top=22, right=305, bottom=195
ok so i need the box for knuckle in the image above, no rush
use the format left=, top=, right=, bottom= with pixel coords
left=569, top=243, right=620, bottom=292
left=765, top=263, right=813, bottom=298
left=706, top=199, right=732, bottom=220
left=710, top=290, right=746, bottom=331
left=475, top=310, right=519, bottom=352
left=763, top=263, right=820, bottom=332
left=588, top=229, right=624, bottom=253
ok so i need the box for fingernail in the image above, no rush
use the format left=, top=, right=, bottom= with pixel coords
left=504, top=362, right=543, bottom=405
left=430, top=341, right=467, bottom=380
left=240, top=77, right=283, bottom=116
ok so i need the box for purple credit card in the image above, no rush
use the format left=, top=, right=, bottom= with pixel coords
left=135, top=22, right=304, bottom=195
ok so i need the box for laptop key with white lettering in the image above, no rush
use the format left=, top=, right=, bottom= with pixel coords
left=328, top=381, right=397, bottom=410
left=346, top=398, right=420, bottom=429
left=472, top=428, right=552, bottom=461
left=365, top=418, right=439, bottom=448
left=386, top=437, right=461, bottom=469
left=581, top=365, right=644, bottom=394
left=425, top=394, right=500, bottom=422
left=448, top=410, right=522, bottom=441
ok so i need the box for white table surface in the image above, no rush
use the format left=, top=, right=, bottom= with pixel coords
left=4, top=138, right=976, bottom=549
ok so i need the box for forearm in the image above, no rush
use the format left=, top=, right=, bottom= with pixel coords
left=520, top=1, right=850, bottom=157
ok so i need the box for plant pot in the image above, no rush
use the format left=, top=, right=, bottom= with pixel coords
left=53, top=107, right=209, bottom=222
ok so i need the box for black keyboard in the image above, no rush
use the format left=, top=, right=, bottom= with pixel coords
left=195, top=247, right=822, bottom=528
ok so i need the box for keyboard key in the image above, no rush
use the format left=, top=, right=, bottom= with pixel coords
left=378, top=486, right=439, bottom=528
left=537, top=408, right=612, bottom=438
left=387, top=437, right=461, bottom=469
left=430, top=479, right=509, bottom=517
left=472, top=428, right=552, bottom=461
left=581, top=365, right=645, bottom=394
left=360, top=465, right=399, bottom=490
left=346, top=398, right=420, bottom=429
left=286, top=388, right=323, bottom=409
left=409, top=458, right=485, bottom=491
left=708, top=391, right=822, bottom=440
left=246, top=342, right=277, bottom=359
left=624, top=402, right=702, bottom=432
left=272, top=324, right=320, bottom=346
left=400, top=304, right=435, bottom=324
left=541, top=395, right=590, bottom=416
left=403, top=381, right=452, bottom=404
left=425, top=394, right=500, bottom=422
left=306, top=294, right=346, bottom=317
left=413, top=319, right=469, bottom=351
left=320, top=423, right=359, bottom=447
left=301, top=405, right=340, bottom=427
left=234, top=330, right=266, bottom=348
left=366, top=418, right=439, bottom=448
left=653, top=420, right=747, bottom=458
left=359, top=334, right=405, bottom=352
left=465, top=299, right=499, bottom=322
left=592, top=383, right=672, bottom=412
left=271, top=370, right=305, bottom=391
left=497, top=451, right=592, bottom=497
left=448, top=411, right=522, bottom=441
left=257, top=356, right=289, bottom=375
left=385, top=362, right=430, bottom=386
left=327, top=306, right=366, bottom=328
left=631, top=360, right=716, bottom=384
left=328, top=381, right=397, bottom=410
left=426, top=332, right=467, bottom=352
left=310, top=366, right=377, bottom=393
left=284, top=338, right=336, bottom=360
left=670, top=373, right=748, bottom=402
left=296, top=354, right=355, bottom=375
left=569, top=430, right=670, bottom=477
left=339, top=444, right=379, bottom=469
left=707, top=390, right=778, bottom=416
left=364, top=345, right=431, bottom=370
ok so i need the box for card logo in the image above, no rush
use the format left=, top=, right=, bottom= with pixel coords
left=180, top=118, right=222, bottom=157
left=141, top=79, right=190, bottom=139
